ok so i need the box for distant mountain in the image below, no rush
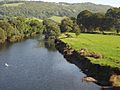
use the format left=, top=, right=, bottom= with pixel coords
left=0, top=1, right=112, bottom=18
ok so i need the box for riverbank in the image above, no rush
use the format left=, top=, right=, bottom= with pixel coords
left=55, top=39, right=120, bottom=87
left=60, top=33, right=120, bottom=68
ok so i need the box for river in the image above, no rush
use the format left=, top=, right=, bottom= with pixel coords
left=0, top=37, right=101, bottom=90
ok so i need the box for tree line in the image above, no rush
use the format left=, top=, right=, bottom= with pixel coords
left=43, top=17, right=80, bottom=39
left=43, top=7, right=120, bottom=40
left=0, top=17, right=44, bottom=44
left=0, top=1, right=111, bottom=19
left=0, top=7, right=120, bottom=44
left=0, top=16, right=80, bottom=44
left=77, top=8, right=120, bottom=34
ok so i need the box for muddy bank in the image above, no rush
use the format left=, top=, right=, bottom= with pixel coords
left=55, top=39, right=120, bottom=88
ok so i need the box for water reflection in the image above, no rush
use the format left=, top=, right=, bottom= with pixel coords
left=0, top=42, right=13, bottom=52
left=37, top=36, right=56, bottom=51
left=0, top=37, right=101, bottom=90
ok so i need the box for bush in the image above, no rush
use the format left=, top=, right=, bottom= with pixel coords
left=0, top=28, right=6, bottom=44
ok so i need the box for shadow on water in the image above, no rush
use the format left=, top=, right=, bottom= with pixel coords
left=55, top=39, right=120, bottom=89
left=0, top=42, right=13, bottom=52
left=0, top=34, right=56, bottom=53
left=0, top=35, right=37, bottom=52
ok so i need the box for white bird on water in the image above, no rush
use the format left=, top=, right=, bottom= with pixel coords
left=5, top=63, right=9, bottom=67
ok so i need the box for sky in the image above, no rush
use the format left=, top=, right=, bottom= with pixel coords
left=39, top=0, right=120, bottom=7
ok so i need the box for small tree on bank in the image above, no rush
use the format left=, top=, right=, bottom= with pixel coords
left=43, top=19, right=61, bottom=39
left=60, top=17, right=81, bottom=36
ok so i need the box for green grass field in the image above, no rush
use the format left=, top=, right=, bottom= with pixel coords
left=2, top=3, right=24, bottom=7
left=60, top=33, right=120, bottom=68
left=26, top=18, right=43, bottom=22
left=49, top=16, right=67, bottom=23
left=26, top=16, right=66, bottom=23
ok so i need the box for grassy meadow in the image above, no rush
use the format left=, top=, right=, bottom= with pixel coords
left=26, top=17, right=43, bottom=22
left=60, top=33, right=120, bottom=68
left=49, top=16, right=67, bottom=23
left=26, top=16, right=66, bottom=23
left=2, top=3, right=24, bottom=7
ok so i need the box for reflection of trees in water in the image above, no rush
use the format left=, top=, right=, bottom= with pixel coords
left=36, top=35, right=45, bottom=48
left=37, top=36, right=56, bottom=52
left=37, top=40, right=45, bottom=48
left=44, top=39, right=56, bottom=52
left=0, top=42, right=13, bottom=52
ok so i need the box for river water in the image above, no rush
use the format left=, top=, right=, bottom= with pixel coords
left=0, top=37, right=101, bottom=90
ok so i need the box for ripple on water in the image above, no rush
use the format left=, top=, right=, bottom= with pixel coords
left=0, top=39, right=100, bottom=90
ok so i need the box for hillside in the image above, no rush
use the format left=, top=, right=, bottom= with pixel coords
left=0, top=1, right=112, bottom=19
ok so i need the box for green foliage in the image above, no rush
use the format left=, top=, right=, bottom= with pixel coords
left=77, top=10, right=117, bottom=33
left=106, top=8, right=120, bottom=33
left=0, top=1, right=112, bottom=19
left=60, top=18, right=73, bottom=32
left=26, top=19, right=44, bottom=35
left=73, top=24, right=81, bottom=36
left=0, top=28, right=6, bottom=43
left=0, top=17, right=44, bottom=43
left=77, top=10, right=93, bottom=32
left=43, top=19, right=61, bottom=39
left=0, top=20, right=16, bottom=38
left=60, top=17, right=81, bottom=35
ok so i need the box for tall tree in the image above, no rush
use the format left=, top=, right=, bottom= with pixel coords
left=106, top=8, right=120, bottom=33
left=77, top=10, right=93, bottom=32
left=43, top=19, right=61, bottom=39
left=60, top=18, right=73, bottom=32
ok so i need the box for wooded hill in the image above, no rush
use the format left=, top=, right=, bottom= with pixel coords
left=0, top=1, right=112, bottom=19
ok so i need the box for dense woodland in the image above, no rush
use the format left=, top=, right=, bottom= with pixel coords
left=0, top=1, right=120, bottom=44
left=0, top=1, right=111, bottom=19
left=0, top=17, right=44, bottom=43
left=77, top=8, right=120, bottom=34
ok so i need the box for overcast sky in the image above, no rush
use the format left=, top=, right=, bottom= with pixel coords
left=38, top=0, right=120, bottom=7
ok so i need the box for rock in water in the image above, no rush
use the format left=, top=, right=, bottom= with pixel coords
left=110, top=74, right=120, bottom=87
left=82, top=76, right=97, bottom=82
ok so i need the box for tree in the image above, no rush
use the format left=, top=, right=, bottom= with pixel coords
left=60, top=18, right=73, bottom=32
left=60, top=17, right=81, bottom=36
left=0, top=20, right=16, bottom=38
left=26, top=19, right=44, bottom=35
left=43, top=19, right=61, bottom=39
left=106, top=8, right=120, bottom=33
left=0, top=28, right=6, bottom=43
left=77, top=10, right=93, bottom=32
left=77, top=10, right=114, bottom=33
left=73, top=24, right=80, bottom=36
left=0, top=17, right=45, bottom=43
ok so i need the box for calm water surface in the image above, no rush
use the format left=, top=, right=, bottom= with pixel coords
left=0, top=37, right=101, bottom=90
